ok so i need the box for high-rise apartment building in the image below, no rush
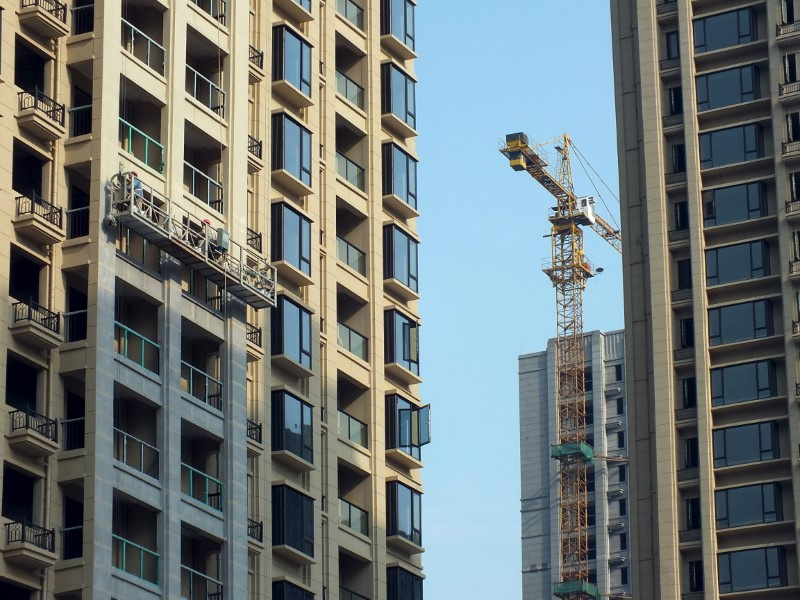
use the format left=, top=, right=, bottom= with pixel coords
left=612, top=0, right=800, bottom=598
left=519, top=330, right=629, bottom=600
left=0, top=0, right=427, bottom=598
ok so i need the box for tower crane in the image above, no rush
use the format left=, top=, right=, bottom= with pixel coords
left=500, top=133, right=622, bottom=600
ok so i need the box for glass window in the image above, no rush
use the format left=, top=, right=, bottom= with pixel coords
left=676, top=259, right=691, bottom=289
left=381, top=0, right=415, bottom=49
left=272, top=113, right=312, bottom=186
left=703, top=181, right=766, bottom=226
left=272, top=390, right=313, bottom=463
left=713, top=422, right=779, bottom=467
left=718, top=547, right=786, bottom=592
left=716, top=483, right=782, bottom=529
left=682, top=377, right=697, bottom=408
left=273, top=581, right=314, bottom=600
left=708, top=299, right=772, bottom=345
left=668, top=86, right=683, bottom=115
left=694, top=8, right=756, bottom=53
left=686, top=497, right=701, bottom=529
left=385, top=309, right=419, bottom=374
left=674, top=200, right=689, bottom=229
left=387, top=481, right=422, bottom=545
left=271, top=202, right=312, bottom=275
left=384, top=224, right=419, bottom=291
left=672, top=144, right=686, bottom=173
left=680, top=318, right=694, bottom=348
left=666, top=31, right=679, bottom=59
left=697, top=65, right=759, bottom=111
left=706, top=240, right=768, bottom=285
left=386, top=394, right=431, bottom=460
left=273, top=26, right=312, bottom=96
left=272, top=485, right=314, bottom=557
left=382, top=143, right=418, bottom=210
left=271, top=296, right=312, bottom=368
left=685, top=437, right=699, bottom=468
left=387, top=566, right=423, bottom=600
left=381, top=63, right=416, bottom=129
left=711, top=360, right=775, bottom=406
left=700, top=123, right=763, bottom=169
left=689, top=561, right=704, bottom=592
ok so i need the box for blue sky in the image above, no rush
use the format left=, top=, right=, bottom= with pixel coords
left=414, top=3, right=624, bottom=597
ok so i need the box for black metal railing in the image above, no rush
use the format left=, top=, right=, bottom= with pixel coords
left=665, top=171, right=687, bottom=185
left=18, top=87, right=65, bottom=126
left=64, top=309, right=88, bottom=342
left=67, top=206, right=90, bottom=238
left=246, top=419, right=262, bottom=444
left=247, top=518, right=263, bottom=542
left=246, top=323, right=262, bottom=347
left=677, top=467, right=699, bottom=482
left=61, top=525, right=83, bottom=559
left=71, top=3, right=94, bottom=34
left=10, top=407, right=58, bottom=442
left=679, top=528, right=702, bottom=543
left=69, top=105, right=92, bottom=136
left=21, top=0, right=67, bottom=23
left=15, top=192, right=63, bottom=228
left=13, top=299, right=61, bottom=335
left=675, top=406, right=697, bottom=422
left=5, top=520, right=55, bottom=553
left=61, top=417, right=85, bottom=451
left=249, top=45, right=264, bottom=69
left=657, top=0, right=677, bottom=15
left=671, top=288, right=692, bottom=303
left=247, top=135, right=263, bottom=160
left=246, top=226, right=262, bottom=252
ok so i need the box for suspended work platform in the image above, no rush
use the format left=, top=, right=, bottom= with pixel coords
left=553, top=580, right=600, bottom=599
left=109, top=171, right=277, bottom=309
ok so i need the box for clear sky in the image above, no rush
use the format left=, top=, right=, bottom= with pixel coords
left=414, top=3, right=624, bottom=598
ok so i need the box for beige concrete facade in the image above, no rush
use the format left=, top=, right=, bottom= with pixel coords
left=0, top=0, right=425, bottom=598
left=612, top=0, right=800, bottom=598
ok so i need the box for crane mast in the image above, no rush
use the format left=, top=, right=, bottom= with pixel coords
left=501, top=133, right=621, bottom=600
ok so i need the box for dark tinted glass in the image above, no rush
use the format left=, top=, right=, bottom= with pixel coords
left=718, top=547, right=786, bottom=592
left=694, top=9, right=755, bottom=53
left=273, top=26, right=311, bottom=96
left=272, top=296, right=312, bottom=367
left=714, top=422, right=778, bottom=467
left=272, top=485, right=314, bottom=556
left=704, top=182, right=765, bottom=226
left=697, top=65, right=758, bottom=111
left=272, top=390, right=313, bottom=462
left=706, top=240, right=767, bottom=285
left=708, top=299, right=772, bottom=345
left=700, top=124, right=762, bottom=169
left=272, top=202, right=312, bottom=275
left=385, top=309, right=419, bottom=374
left=711, top=360, right=775, bottom=406
left=272, top=114, right=312, bottom=185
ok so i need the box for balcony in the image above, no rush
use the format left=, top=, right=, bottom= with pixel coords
left=246, top=322, right=264, bottom=361
left=339, top=498, right=369, bottom=536
left=337, top=152, right=366, bottom=191
left=66, top=206, right=90, bottom=239
left=276, top=0, right=313, bottom=23
left=184, top=162, right=223, bottom=212
left=790, top=259, right=800, bottom=280
left=182, top=565, right=223, bottom=600
left=248, top=45, right=265, bottom=83
left=338, top=410, right=367, bottom=448
left=186, top=65, right=225, bottom=118
left=668, top=228, right=690, bottom=245
left=189, top=0, right=226, bottom=25
left=337, top=236, right=367, bottom=276
left=8, top=408, right=59, bottom=456
left=19, top=0, right=69, bottom=39
left=675, top=406, right=697, bottom=423
left=61, top=525, right=82, bottom=559
left=115, top=321, right=160, bottom=374
left=13, top=192, right=65, bottom=245
left=787, top=200, right=800, bottom=221
left=660, top=57, right=680, bottom=73
left=784, top=140, right=800, bottom=160
left=247, top=518, right=263, bottom=543
left=336, top=71, right=365, bottom=110
left=112, top=534, right=159, bottom=584
left=3, top=520, right=56, bottom=569
left=673, top=347, right=695, bottom=363
left=246, top=419, right=262, bottom=444
left=777, top=20, right=800, bottom=43
left=247, top=135, right=264, bottom=172
left=341, top=588, right=370, bottom=600
left=677, top=467, right=699, bottom=483
left=671, top=288, right=692, bottom=305
left=64, top=309, right=88, bottom=343
left=246, top=226, right=262, bottom=253
left=665, top=171, right=687, bottom=188
left=336, top=0, right=363, bottom=29
left=10, top=299, right=63, bottom=350
left=71, top=3, right=93, bottom=35
left=780, top=81, right=800, bottom=103
left=121, top=19, right=166, bottom=77
left=678, top=528, right=702, bottom=545
left=119, top=117, right=164, bottom=173
left=61, top=417, right=85, bottom=451
left=181, top=463, right=223, bottom=511
left=69, top=104, right=92, bottom=137
left=114, top=428, right=159, bottom=479
left=338, top=322, right=368, bottom=361
left=662, top=113, right=683, bottom=130
left=181, top=361, right=223, bottom=411
left=17, top=88, right=66, bottom=141
left=657, top=1, right=677, bottom=17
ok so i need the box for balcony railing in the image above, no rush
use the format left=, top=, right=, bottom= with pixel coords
left=71, top=3, right=94, bottom=35
left=679, top=528, right=702, bottom=543
left=675, top=406, right=697, bottom=422
left=657, top=0, right=677, bottom=15
left=662, top=113, right=683, bottom=127
left=5, top=520, right=55, bottom=552
left=249, top=45, right=264, bottom=69
left=189, top=0, right=227, bottom=25
left=13, top=299, right=60, bottom=334
left=181, top=361, right=223, bottom=411
left=114, top=428, right=159, bottom=479
left=778, top=20, right=800, bottom=37
left=674, top=347, right=694, bottom=361
left=181, top=463, right=223, bottom=511
left=791, top=259, right=800, bottom=275
left=21, top=0, right=66, bottom=23
left=15, top=192, right=63, bottom=228
left=336, top=70, right=365, bottom=109
left=247, top=135, right=263, bottom=160
left=246, top=323, right=262, bottom=347
left=246, top=226, right=262, bottom=252
left=63, top=309, right=88, bottom=343
left=61, top=417, right=85, bottom=451
left=121, top=18, right=166, bottom=75
left=182, top=565, right=223, bottom=600
left=113, top=534, right=159, bottom=584
left=785, top=140, right=800, bottom=156
left=336, top=236, right=366, bottom=275
left=184, top=162, right=224, bottom=212
left=336, top=152, right=366, bottom=191
left=338, top=410, right=368, bottom=448
left=66, top=206, right=90, bottom=239
left=18, top=87, right=65, bottom=126
left=10, top=407, right=58, bottom=442
left=668, top=228, right=690, bottom=243
left=671, top=288, right=692, bottom=303
left=341, top=588, right=370, bottom=600
left=115, top=321, right=160, bottom=373
left=780, top=81, right=800, bottom=96
left=665, top=171, right=687, bottom=185
left=677, top=467, right=699, bottom=482
left=336, top=0, right=364, bottom=29
left=61, top=525, right=82, bottom=559
left=186, top=65, right=225, bottom=117
left=247, top=518, right=263, bottom=542
left=69, top=104, right=91, bottom=136
left=119, top=117, right=164, bottom=173
left=339, top=498, right=369, bottom=536
left=246, top=419, right=262, bottom=444
left=338, top=322, right=368, bottom=361
left=660, top=57, right=680, bottom=71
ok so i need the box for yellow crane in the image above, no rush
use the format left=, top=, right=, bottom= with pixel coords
left=500, top=133, right=622, bottom=600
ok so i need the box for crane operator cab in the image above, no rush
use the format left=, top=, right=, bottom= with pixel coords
left=574, top=196, right=597, bottom=225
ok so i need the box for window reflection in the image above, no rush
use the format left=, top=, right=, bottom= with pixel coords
left=708, top=299, right=772, bottom=345
left=699, top=123, right=763, bottom=169
left=703, top=181, right=766, bottom=226
left=382, top=143, right=418, bottom=209
left=273, top=25, right=312, bottom=97
left=272, top=390, right=313, bottom=463
left=272, top=296, right=312, bottom=368
left=697, top=65, right=759, bottom=111
left=385, top=309, right=419, bottom=374
left=384, top=224, right=419, bottom=291
left=718, top=546, right=786, bottom=592
left=713, top=422, right=778, bottom=467
left=711, top=360, right=776, bottom=406
left=272, top=113, right=312, bottom=186
left=705, top=240, right=768, bottom=285
left=694, top=8, right=756, bottom=54
left=387, top=481, right=422, bottom=545
left=381, top=63, right=416, bottom=129
left=272, top=485, right=314, bottom=556
left=272, top=202, right=312, bottom=275
left=381, top=0, right=415, bottom=49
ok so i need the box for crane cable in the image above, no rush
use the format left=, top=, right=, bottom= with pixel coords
left=569, top=141, right=622, bottom=233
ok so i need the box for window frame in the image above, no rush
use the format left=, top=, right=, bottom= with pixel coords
left=718, top=546, right=786, bottom=593
left=705, top=240, right=768, bottom=286
left=696, top=64, right=759, bottom=112
left=699, top=123, right=763, bottom=169
left=703, top=181, right=766, bottom=227
left=272, top=25, right=312, bottom=97
left=272, top=113, right=312, bottom=186
left=384, top=224, right=419, bottom=292
left=708, top=299, right=772, bottom=346
left=272, top=484, right=314, bottom=557
left=387, top=481, right=422, bottom=546
left=381, top=0, right=415, bottom=50
left=713, top=421, right=779, bottom=468
left=694, top=8, right=757, bottom=54
left=271, top=295, right=313, bottom=368
left=386, top=393, right=431, bottom=460
left=271, top=389, right=314, bottom=463
left=387, top=566, right=423, bottom=600
left=271, top=201, right=312, bottom=276
left=711, top=360, right=775, bottom=406
left=381, top=62, right=417, bottom=129
left=385, top=309, right=419, bottom=374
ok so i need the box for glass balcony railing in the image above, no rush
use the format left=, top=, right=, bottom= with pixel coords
left=114, top=428, right=159, bottom=479
left=337, top=322, right=368, bottom=361
left=112, top=534, right=159, bottom=584
left=341, top=587, right=370, bottom=600
left=339, top=498, right=369, bottom=536
left=121, top=18, right=166, bottom=75
left=336, top=0, right=364, bottom=29
left=119, top=117, right=164, bottom=173
left=182, top=565, right=223, bottom=600
left=184, top=161, right=224, bottom=212
left=338, top=410, right=367, bottom=448
left=336, top=70, right=365, bottom=109
left=336, top=152, right=366, bottom=191
left=189, top=0, right=227, bottom=25
left=181, top=361, right=223, bottom=411
left=181, top=463, right=223, bottom=511
left=186, top=65, right=226, bottom=117
left=336, top=236, right=366, bottom=275
left=114, top=321, right=160, bottom=373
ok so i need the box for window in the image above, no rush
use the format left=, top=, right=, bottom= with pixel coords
left=618, top=465, right=627, bottom=483
left=682, top=377, right=697, bottom=408
left=381, top=63, right=416, bottom=129
left=789, top=112, right=800, bottom=142
left=785, top=52, right=800, bottom=85
left=680, top=318, right=694, bottom=348
left=271, top=296, right=312, bottom=369
left=619, top=533, right=627, bottom=551
left=617, top=432, right=625, bottom=449
left=588, top=537, right=597, bottom=561
left=677, top=259, right=692, bottom=290
left=674, top=200, right=689, bottom=230
left=716, top=483, right=782, bottom=529
left=620, top=567, right=629, bottom=586
left=387, top=481, right=422, bottom=546
left=272, top=202, right=312, bottom=276
left=672, top=144, right=686, bottom=173
left=387, top=394, right=431, bottom=460
left=666, top=31, right=679, bottom=59
left=708, top=299, right=772, bottom=346
left=385, top=309, right=419, bottom=374
left=273, top=581, right=314, bottom=600
left=718, top=547, right=786, bottom=593
left=273, top=26, right=312, bottom=97
left=619, top=499, right=627, bottom=516
left=706, top=240, right=768, bottom=285
left=711, top=360, right=775, bottom=406
left=697, top=65, right=759, bottom=111
left=587, top=468, right=595, bottom=493
left=668, top=86, right=683, bottom=115
left=689, top=560, right=704, bottom=592
left=383, top=143, right=418, bottom=210
left=272, top=390, right=313, bottom=463
left=713, top=422, right=779, bottom=467
left=700, top=123, right=763, bottom=169
left=585, top=401, right=594, bottom=426
left=387, top=566, right=423, bottom=600
left=703, top=181, right=766, bottom=226
left=614, top=364, right=623, bottom=381
left=792, top=172, right=800, bottom=201
left=584, top=367, right=593, bottom=392
left=616, top=397, right=624, bottom=415
left=783, top=0, right=795, bottom=24
left=272, top=113, right=312, bottom=186
left=272, top=485, right=314, bottom=557
left=588, top=503, right=596, bottom=527
left=685, top=437, right=699, bottom=468
left=694, top=8, right=756, bottom=53
left=384, top=224, right=419, bottom=292
left=381, top=0, right=415, bottom=50
left=686, top=497, right=701, bottom=530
